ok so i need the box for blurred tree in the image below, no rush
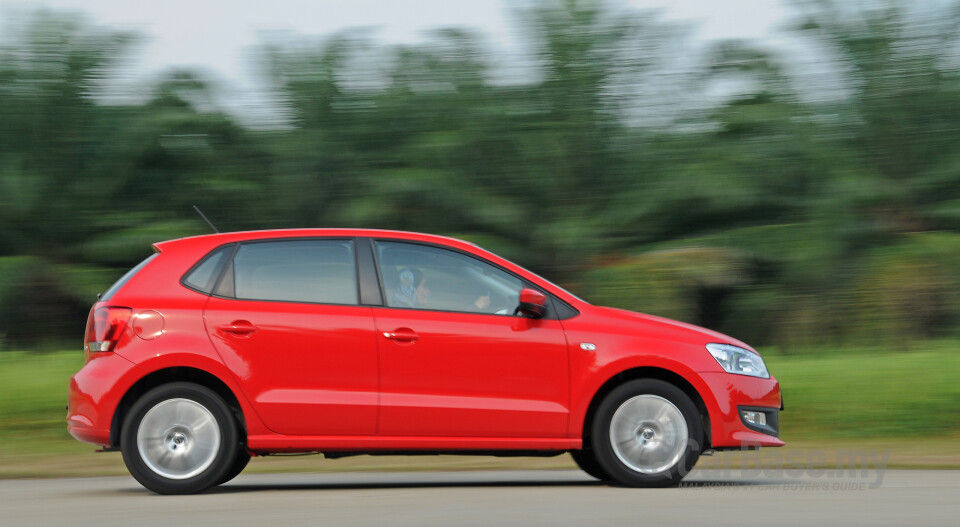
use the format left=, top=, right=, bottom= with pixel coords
left=0, top=12, right=270, bottom=345
left=3, top=1, right=960, bottom=349
left=794, top=1, right=960, bottom=233
left=0, top=11, right=134, bottom=254
left=790, top=1, right=960, bottom=344
left=262, top=1, right=681, bottom=279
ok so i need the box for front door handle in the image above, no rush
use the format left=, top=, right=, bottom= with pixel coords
left=382, top=328, right=419, bottom=343
left=218, top=321, right=259, bottom=335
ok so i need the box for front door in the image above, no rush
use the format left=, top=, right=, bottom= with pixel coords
left=372, top=240, right=570, bottom=438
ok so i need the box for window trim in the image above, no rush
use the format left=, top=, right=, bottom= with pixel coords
left=356, top=237, right=384, bottom=306
left=367, top=238, right=578, bottom=320
left=208, top=237, right=363, bottom=307
left=211, top=244, right=239, bottom=298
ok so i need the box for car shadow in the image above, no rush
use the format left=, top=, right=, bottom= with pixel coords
left=104, top=473, right=790, bottom=496
left=204, top=478, right=606, bottom=494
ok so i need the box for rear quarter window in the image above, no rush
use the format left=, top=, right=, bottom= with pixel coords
left=182, top=244, right=235, bottom=294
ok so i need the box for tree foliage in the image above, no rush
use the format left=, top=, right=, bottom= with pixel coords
left=2, top=1, right=959, bottom=349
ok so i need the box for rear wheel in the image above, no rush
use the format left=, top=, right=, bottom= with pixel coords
left=569, top=449, right=609, bottom=481
left=218, top=450, right=252, bottom=485
left=121, top=382, right=240, bottom=494
left=591, top=379, right=703, bottom=487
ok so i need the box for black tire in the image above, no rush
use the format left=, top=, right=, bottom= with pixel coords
left=591, top=379, right=703, bottom=488
left=121, top=382, right=240, bottom=495
left=570, top=449, right=609, bottom=481
left=218, top=450, right=252, bottom=485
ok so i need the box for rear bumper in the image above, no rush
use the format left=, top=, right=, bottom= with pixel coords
left=67, top=416, right=110, bottom=446
left=700, top=372, right=785, bottom=448
left=67, top=353, right=135, bottom=447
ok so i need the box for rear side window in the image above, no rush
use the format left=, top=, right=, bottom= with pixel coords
left=231, top=240, right=358, bottom=305
left=101, top=253, right=159, bottom=301
left=182, top=245, right=234, bottom=294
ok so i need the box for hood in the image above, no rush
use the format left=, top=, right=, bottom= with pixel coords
left=592, top=306, right=756, bottom=352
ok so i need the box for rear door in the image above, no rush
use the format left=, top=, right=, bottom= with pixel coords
left=203, top=238, right=379, bottom=436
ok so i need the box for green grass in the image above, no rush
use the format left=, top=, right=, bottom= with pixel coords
left=0, top=351, right=86, bottom=454
left=0, top=343, right=958, bottom=477
left=762, top=341, right=960, bottom=441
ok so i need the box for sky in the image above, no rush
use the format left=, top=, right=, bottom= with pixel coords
left=0, top=0, right=793, bottom=122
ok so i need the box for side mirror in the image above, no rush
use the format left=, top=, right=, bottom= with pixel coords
left=517, top=288, right=547, bottom=319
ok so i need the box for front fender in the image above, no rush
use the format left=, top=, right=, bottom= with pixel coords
left=567, top=354, right=723, bottom=442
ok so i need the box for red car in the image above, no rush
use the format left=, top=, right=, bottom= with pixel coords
left=68, top=229, right=782, bottom=494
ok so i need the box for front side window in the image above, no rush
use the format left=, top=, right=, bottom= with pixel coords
left=375, top=241, right=522, bottom=315
left=232, top=240, right=357, bottom=305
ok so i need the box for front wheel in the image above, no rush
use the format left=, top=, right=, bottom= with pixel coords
left=591, top=379, right=703, bottom=487
left=121, top=382, right=240, bottom=494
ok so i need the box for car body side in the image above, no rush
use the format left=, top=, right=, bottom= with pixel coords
left=67, top=228, right=783, bottom=455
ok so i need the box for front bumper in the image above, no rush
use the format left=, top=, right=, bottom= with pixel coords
left=700, top=372, right=784, bottom=448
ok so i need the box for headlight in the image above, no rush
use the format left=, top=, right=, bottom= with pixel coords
left=706, top=343, right=769, bottom=378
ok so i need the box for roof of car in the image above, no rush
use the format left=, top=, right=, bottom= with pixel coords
left=150, top=228, right=586, bottom=307
left=153, top=228, right=478, bottom=252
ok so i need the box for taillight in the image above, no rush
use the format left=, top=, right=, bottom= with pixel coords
left=84, top=306, right=133, bottom=353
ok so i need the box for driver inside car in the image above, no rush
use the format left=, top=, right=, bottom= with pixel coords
left=392, top=267, right=494, bottom=313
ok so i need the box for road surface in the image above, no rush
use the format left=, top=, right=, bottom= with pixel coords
left=3, top=469, right=957, bottom=526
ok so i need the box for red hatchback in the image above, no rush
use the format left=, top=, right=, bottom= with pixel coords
left=68, top=229, right=783, bottom=494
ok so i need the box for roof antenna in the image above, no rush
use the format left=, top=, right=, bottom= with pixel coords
left=192, top=205, right=220, bottom=233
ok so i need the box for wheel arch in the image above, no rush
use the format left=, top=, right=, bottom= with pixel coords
left=110, top=367, right=246, bottom=448
left=579, top=367, right=712, bottom=451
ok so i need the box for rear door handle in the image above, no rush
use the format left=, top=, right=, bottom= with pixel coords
left=218, top=321, right=259, bottom=335
left=382, top=329, right=419, bottom=342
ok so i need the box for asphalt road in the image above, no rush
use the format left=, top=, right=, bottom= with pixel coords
left=3, top=469, right=957, bottom=527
